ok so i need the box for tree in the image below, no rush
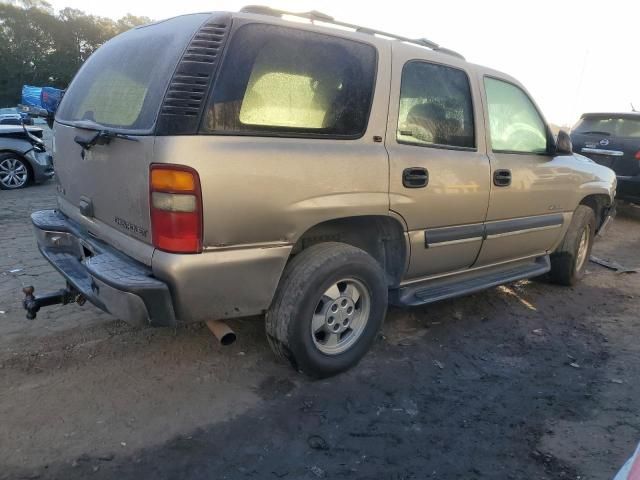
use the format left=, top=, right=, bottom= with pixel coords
left=0, top=1, right=151, bottom=106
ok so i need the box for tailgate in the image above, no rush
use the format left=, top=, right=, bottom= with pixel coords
left=54, top=122, right=154, bottom=248
left=573, top=132, right=640, bottom=176
left=571, top=114, right=640, bottom=177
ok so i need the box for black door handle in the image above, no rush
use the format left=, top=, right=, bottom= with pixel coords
left=493, top=169, right=512, bottom=187
left=403, top=167, right=429, bottom=188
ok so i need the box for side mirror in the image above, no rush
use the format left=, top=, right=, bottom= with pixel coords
left=556, top=129, right=573, bottom=155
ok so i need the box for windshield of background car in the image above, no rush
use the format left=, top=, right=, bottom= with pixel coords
left=573, top=116, right=640, bottom=138
left=0, top=108, right=19, bottom=115
left=55, top=14, right=209, bottom=132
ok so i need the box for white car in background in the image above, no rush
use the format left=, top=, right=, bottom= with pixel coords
left=0, top=107, right=33, bottom=125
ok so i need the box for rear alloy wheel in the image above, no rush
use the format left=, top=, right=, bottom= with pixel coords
left=548, top=205, right=596, bottom=286
left=266, top=242, right=388, bottom=378
left=311, top=278, right=371, bottom=356
left=0, top=154, right=30, bottom=190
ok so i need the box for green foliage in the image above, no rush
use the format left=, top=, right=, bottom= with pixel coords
left=0, top=1, right=151, bottom=106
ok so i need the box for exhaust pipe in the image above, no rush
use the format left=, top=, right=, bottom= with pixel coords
left=206, top=319, right=236, bottom=346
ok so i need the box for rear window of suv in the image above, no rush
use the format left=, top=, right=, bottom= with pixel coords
left=202, top=24, right=377, bottom=138
left=573, top=115, right=640, bottom=138
left=56, top=14, right=209, bottom=132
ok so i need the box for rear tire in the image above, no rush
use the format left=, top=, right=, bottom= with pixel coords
left=0, top=154, right=31, bottom=190
left=548, top=205, right=596, bottom=286
left=266, top=242, right=388, bottom=378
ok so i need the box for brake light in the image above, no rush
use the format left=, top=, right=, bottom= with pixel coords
left=635, top=150, right=640, bottom=160
left=150, top=165, right=202, bottom=254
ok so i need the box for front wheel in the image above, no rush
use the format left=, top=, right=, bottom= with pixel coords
left=548, top=205, right=596, bottom=286
left=0, top=154, right=30, bottom=190
left=266, top=242, right=388, bottom=378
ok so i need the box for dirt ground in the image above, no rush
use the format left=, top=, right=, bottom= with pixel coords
left=1, top=183, right=639, bottom=480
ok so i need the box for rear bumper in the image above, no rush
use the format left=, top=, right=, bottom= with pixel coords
left=616, top=175, right=640, bottom=203
left=32, top=210, right=176, bottom=327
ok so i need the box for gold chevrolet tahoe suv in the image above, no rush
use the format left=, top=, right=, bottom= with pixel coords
left=23, top=6, right=616, bottom=377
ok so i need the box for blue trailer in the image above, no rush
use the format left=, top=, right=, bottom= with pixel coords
left=20, top=85, right=64, bottom=116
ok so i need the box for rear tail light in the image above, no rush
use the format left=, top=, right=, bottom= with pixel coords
left=635, top=150, right=640, bottom=160
left=150, top=165, right=202, bottom=254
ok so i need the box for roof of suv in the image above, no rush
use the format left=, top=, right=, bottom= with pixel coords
left=230, top=6, right=522, bottom=88
left=236, top=6, right=466, bottom=59
left=581, top=112, right=640, bottom=119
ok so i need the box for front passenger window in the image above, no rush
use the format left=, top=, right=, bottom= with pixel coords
left=484, top=78, right=548, bottom=153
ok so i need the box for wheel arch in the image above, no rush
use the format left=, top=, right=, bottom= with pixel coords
left=579, top=193, right=612, bottom=232
left=290, top=215, right=409, bottom=287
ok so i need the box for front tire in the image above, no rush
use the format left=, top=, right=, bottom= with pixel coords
left=266, top=242, right=388, bottom=378
left=548, top=205, right=596, bottom=286
left=0, top=154, right=30, bottom=190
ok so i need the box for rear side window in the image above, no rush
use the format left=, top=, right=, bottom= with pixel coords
left=573, top=116, right=640, bottom=139
left=56, top=14, right=209, bottom=131
left=202, top=24, right=377, bottom=138
left=397, top=61, right=475, bottom=149
left=484, top=77, right=548, bottom=154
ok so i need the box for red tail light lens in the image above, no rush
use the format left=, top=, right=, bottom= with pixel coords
left=150, top=165, right=202, bottom=254
left=635, top=150, right=640, bottom=160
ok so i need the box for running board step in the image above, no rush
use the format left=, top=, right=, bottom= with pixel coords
left=390, top=256, right=550, bottom=307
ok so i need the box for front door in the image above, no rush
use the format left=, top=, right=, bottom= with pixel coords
left=475, top=76, right=574, bottom=266
left=387, top=52, right=491, bottom=280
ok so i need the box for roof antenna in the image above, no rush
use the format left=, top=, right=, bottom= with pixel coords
left=632, top=102, right=638, bottom=112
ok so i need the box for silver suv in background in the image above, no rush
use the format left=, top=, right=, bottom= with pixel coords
left=22, top=7, right=616, bottom=377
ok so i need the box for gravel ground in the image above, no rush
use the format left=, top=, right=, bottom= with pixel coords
left=1, top=182, right=639, bottom=480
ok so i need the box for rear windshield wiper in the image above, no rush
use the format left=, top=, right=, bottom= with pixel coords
left=578, top=130, right=611, bottom=136
left=72, top=120, right=139, bottom=150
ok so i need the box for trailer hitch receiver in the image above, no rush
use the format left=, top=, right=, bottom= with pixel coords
left=22, top=285, right=85, bottom=320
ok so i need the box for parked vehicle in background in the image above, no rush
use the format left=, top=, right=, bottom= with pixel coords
left=22, top=7, right=616, bottom=377
left=614, top=441, right=640, bottom=479
left=0, top=107, right=33, bottom=126
left=20, top=85, right=65, bottom=129
left=0, top=124, right=53, bottom=189
left=21, top=85, right=64, bottom=117
left=571, top=112, right=640, bottom=204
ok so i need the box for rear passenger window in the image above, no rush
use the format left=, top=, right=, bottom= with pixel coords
left=202, top=24, right=377, bottom=138
left=397, top=61, right=475, bottom=149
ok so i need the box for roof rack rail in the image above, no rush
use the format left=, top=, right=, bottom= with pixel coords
left=239, top=5, right=465, bottom=60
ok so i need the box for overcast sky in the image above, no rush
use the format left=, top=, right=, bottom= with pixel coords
left=48, top=0, right=639, bottom=127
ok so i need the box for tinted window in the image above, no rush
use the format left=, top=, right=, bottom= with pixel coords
left=202, top=24, right=377, bottom=137
left=397, top=62, right=474, bottom=149
left=484, top=77, right=548, bottom=153
left=56, top=14, right=209, bottom=131
left=573, top=116, right=640, bottom=139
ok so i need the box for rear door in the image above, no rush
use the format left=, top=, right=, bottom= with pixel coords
left=386, top=50, right=491, bottom=279
left=52, top=13, right=217, bottom=264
